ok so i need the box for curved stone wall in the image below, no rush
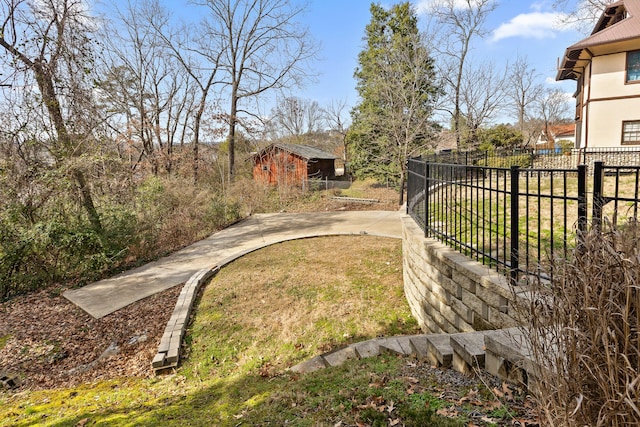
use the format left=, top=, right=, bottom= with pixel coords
left=401, top=216, right=522, bottom=334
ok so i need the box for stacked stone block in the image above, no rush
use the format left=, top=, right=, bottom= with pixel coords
left=152, top=267, right=218, bottom=371
left=401, top=216, right=520, bottom=334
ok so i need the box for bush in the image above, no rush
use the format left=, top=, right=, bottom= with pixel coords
left=0, top=217, right=115, bottom=300
left=0, top=174, right=248, bottom=300
left=523, top=220, right=640, bottom=426
left=204, top=196, right=241, bottom=229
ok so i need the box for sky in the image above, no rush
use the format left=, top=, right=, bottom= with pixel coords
left=295, top=0, right=584, bottom=122
left=101, top=0, right=589, bottom=126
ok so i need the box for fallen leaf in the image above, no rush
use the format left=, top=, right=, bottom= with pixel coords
left=436, top=406, right=459, bottom=418
left=387, top=401, right=395, bottom=413
left=512, top=418, right=536, bottom=426
left=502, top=382, right=514, bottom=401
left=492, top=386, right=505, bottom=399
left=389, top=418, right=400, bottom=426
left=483, top=400, right=503, bottom=411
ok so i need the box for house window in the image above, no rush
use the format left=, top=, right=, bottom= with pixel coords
left=622, top=121, right=640, bottom=145
left=261, top=165, right=269, bottom=171
left=286, top=164, right=296, bottom=171
left=626, top=50, right=640, bottom=83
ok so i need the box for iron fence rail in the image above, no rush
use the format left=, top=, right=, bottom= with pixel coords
left=408, top=153, right=640, bottom=286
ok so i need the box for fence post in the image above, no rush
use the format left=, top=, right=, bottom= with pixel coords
left=577, top=164, right=588, bottom=236
left=510, top=166, right=520, bottom=286
left=406, top=159, right=410, bottom=215
left=592, top=161, right=605, bottom=231
left=424, top=161, right=429, bottom=238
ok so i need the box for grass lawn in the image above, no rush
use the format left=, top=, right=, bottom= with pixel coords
left=0, top=236, right=533, bottom=426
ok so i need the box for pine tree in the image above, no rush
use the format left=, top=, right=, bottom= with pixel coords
left=348, top=2, right=439, bottom=204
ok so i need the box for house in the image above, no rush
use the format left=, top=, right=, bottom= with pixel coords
left=557, top=0, right=640, bottom=149
left=434, top=130, right=459, bottom=153
left=252, top=143, right=338, bottom=185
left=535, top=124, right=576, bottom=153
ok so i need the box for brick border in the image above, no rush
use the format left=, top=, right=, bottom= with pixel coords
left=152, top=267, right=218, bottom=371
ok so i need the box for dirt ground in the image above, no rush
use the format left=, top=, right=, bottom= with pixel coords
left=0, top=285, right=180, bottom=391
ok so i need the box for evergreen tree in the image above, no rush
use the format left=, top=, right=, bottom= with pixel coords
left=348, top=2, right=439, bottom=203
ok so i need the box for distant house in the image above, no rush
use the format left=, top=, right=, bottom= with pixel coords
left=557, top=0, right=640, bottom=149
left=252, top=143, right=338, bottom=186
left=535, top=124, right=576, bottom=153
left=434, top=130, right=459, bottom=153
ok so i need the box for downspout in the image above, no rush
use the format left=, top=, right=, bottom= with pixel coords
left=582, top=49, right=594, bottom=165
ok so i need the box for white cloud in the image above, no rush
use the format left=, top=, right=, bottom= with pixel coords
left=530, top=1, right=553, bottom=13
left=492, top=12, right=570, bottom=42
left=414, top=0, right=431, bottom=15
left=414, top=0, right=485, bottom=15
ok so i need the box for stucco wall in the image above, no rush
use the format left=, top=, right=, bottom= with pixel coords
left=591, top=53, right=636, bottom=99
left=402, top=216, right=522, bottom=334
left=580, top=54, right=640, bottom=148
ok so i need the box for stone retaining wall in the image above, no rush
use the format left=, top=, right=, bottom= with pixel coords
left=402, top=216, right=524, bottom=334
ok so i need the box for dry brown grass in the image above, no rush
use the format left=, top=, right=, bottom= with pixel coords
left=184, top=235, right=418, bottom=381
left=521, top=220, right=640, bottom=426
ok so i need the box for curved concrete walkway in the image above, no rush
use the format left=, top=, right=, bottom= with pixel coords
left=64, top=210, right=403, bottom=319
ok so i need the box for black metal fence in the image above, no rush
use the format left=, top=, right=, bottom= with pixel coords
left=407, top=152, right=640, bottom=285
left=422, top=146, right=640, bottom=171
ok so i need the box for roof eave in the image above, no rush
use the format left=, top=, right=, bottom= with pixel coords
left=557, top=47, right=587, bottom=81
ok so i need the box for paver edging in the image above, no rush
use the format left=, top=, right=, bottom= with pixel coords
left=152, top=267, right=218, bottom=371
left=151, top=231, right=404, bottom=373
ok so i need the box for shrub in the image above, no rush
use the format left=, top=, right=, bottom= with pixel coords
left=523, top=220, right=640, bottom=426
left=0, top=174, right=247, bottom=300
left=0, top=217, right=116, bottom=300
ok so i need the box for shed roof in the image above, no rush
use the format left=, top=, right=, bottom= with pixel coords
left=255, top=143, right=338, bottom=160
left=557, top=0, right=640, bottom=80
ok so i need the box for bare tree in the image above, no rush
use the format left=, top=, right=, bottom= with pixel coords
left=370, top=32, right=440, bottom=204
left=430, top=0, right=497, bottom=144
left=100, top=0, right=198, bottom=176
left=507, top=56, right=544, bottom=144
left=0, top=0, right=103, bottom=231
left=323, top=98, right=350, bottom=174
left=269, top=96, right=324, bottom=139
left=554, top=0, right=611, bottom=29
left=535, top=87, right=572, bottom=143
left=460, top=61, right=508, bottom=146
left=193, top=0, right=318, bottom=183
left=143, top=0, right=224, bottom=181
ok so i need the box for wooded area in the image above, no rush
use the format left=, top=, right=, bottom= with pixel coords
left=0, top=0, right=599, bottom=299
left=0, top=0, right=322, bottom=300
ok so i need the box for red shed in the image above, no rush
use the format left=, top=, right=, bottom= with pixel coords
left=253, top=143, right=338, bottom=186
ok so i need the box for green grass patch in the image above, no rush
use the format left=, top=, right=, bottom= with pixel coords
left=0, top=334, right=9, bottom=351
left=0, top=236, right=529, bottom=426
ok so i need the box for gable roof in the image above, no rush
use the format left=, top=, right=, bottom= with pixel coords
left=551, top=124, right=576, bottom=139
left=255, top=143, right=338, bottom=161
left=557, top=0, right=640, bottom=80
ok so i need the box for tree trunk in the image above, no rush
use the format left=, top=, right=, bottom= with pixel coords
left=192, top=96, right=208, bottom=184
left=73, top=169, right=103, bottom=234
left=34, top=63, right=103, bottom=233
left=398, top=169, right=406, bottom=206
left=227, top=92, right=239, bottom=184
